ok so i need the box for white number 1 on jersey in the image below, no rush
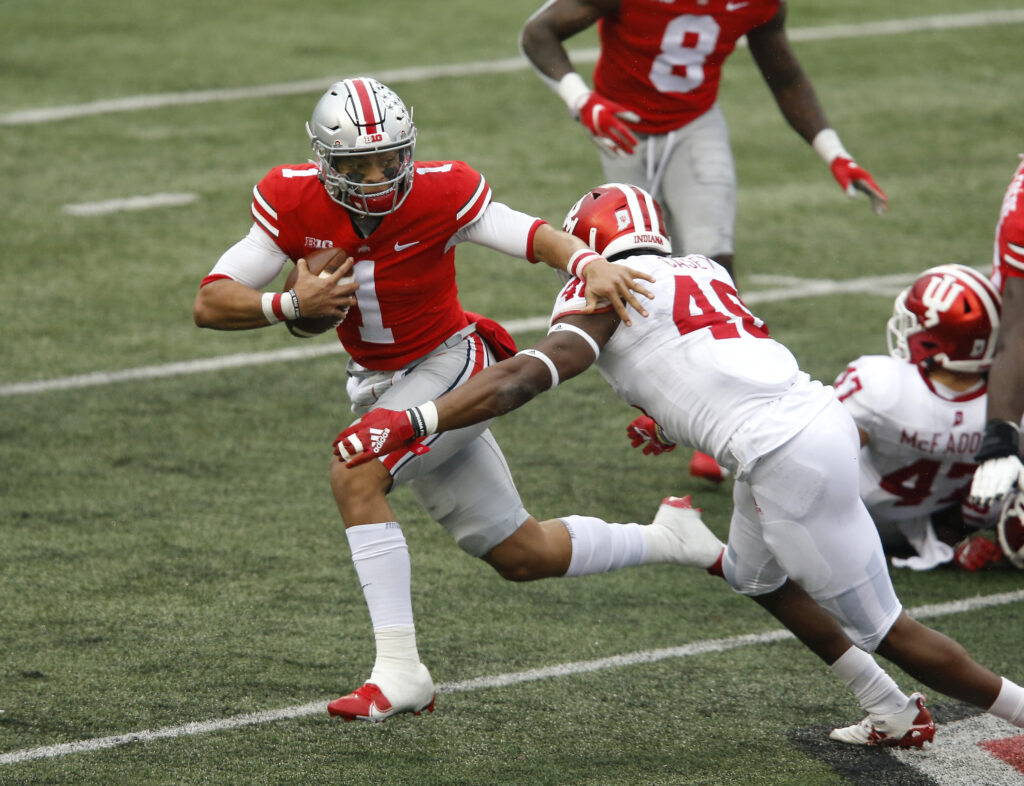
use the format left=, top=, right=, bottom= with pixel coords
left=351, top=259, right=394, bottom=344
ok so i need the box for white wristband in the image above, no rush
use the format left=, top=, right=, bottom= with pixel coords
left=407, top=401, right=439, bottom=437
left=567, top=248, right=600, bottom=279
left=811, top=129, right=851, bottom=164
left=261, top=290, right=300, bottom=323
left=556, top=72, right=591, bottom=116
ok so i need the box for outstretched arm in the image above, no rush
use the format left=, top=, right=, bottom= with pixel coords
left=458, top=203, right=652, bottom=324
left=520, top=0, right=638, bottom=156
left=334, top=313, right=617, bottom=465
left=746, top=2, right=887, bottom=214
left=532, top=223, right=653, bottom=325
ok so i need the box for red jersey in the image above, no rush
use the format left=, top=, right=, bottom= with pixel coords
left=594, top=0, right=780, bottom=134
left=992, top=156, right=1024, bottom=292
left=252, top=160, right=512, bottom=370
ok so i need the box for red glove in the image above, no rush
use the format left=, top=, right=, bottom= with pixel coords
left=626, top=415, right=676, bottom=456
left=333, top=408, right=429, bottom=468
left=577, top=92, right=640, bottom=156
left=953, top=534, right=1002, bottom=572
left=830, top=156, right=888, bottom=215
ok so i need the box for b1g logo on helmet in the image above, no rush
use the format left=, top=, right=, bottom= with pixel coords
left=920, top=275, right=965, bottom=327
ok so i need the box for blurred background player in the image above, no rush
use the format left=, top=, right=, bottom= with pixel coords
left=971, top=155, right=1024, bottom=512
left=520, top=0, right=886, bottom=483
left=520, top=0, right=887, bottom=276
left=834, top=264, right=1003, bottom=571
left=193, top=78, right=724, bottom=724
left=335, top=184, right=1024, bottom=747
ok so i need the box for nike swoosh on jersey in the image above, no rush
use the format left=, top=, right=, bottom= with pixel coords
left=726, top=1, right=749, bottom=9
left=394, top=240, right=420, bottom=252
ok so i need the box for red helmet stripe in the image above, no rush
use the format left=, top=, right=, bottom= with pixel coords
left=348, top=78, right=381, bottom=134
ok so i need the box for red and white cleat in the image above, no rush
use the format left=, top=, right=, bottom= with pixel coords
left=829, top=692, right=936, bottom=748
left=328, top=665, right=436, bottom=723
left=689, top=451, right=730, bottom=483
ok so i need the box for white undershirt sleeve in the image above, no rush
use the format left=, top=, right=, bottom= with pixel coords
left=207, top=224, right=290, bottom=289
left=448, top=201, right=541, bottom=258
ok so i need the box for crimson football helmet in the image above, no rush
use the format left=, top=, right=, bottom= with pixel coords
left=886, top=264, right=1001, bottom=373
left=562, top=183, right=672, bottom=259
left=307, top=78, right=417, bottom=216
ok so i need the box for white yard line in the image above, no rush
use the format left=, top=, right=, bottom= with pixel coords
left=62, top=193, right=198, bottom=216
left=3, top=588, right=1022, bottom=766
left=2, top=10, right=1023, bottom=126
left=0, top=273, right=919, bottom=398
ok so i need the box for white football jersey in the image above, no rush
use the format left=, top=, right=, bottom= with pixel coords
left=550, top=253, right=835, bottom=479
left=835, top=354, right=989, bottom=524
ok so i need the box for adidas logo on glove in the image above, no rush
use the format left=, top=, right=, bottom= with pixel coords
left=369, top=427, right=390, bottom=454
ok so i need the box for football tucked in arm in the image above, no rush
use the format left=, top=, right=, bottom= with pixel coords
left=283, top=246, right=354, bottom=338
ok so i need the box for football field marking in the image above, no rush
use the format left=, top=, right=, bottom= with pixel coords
left=2, top=588, right=1022, bottom=766
left=0, top=271, right=916, bottom=397
left=2, top=9, right=1022, bottom=126
left=62, top=193, right=198, bottom=216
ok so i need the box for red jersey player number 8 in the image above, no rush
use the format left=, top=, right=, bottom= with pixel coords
left=649, top=15, right=721, bottom=95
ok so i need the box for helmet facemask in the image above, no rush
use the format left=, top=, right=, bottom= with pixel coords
left=313, top=141, right=416, bottom=216
left=307, top=77, right=417, bottom=216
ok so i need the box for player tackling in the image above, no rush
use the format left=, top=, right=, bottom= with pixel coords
left=194, top=79, right=733, bottom=724
left=335, top=183, right=1024, bottom=746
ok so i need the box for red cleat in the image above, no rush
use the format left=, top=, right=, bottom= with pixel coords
left=328, top=668, right=436, bottom=723
left=328, top=682, right=436, bottom=723
left=829, top=692, right=935, bottom=748
left=689, top=451, right=729, bottom=483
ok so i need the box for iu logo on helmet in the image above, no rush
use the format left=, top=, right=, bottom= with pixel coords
left=920, top=275, right=964, bottom=327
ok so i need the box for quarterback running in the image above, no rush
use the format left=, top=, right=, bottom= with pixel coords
left=194, top=79, right=729, bottom=724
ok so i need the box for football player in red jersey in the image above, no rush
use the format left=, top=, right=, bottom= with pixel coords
left=193, top=78, right=729, bottom=723
left=835, top=265, right=1003, bottom=572
left=521, top=0, right=887, bottom=485
left=520, top=0, right=887, bottom=278
left=334, top=184, right=1024, bottom=747
left=970, top=156, right=1024, bottom=510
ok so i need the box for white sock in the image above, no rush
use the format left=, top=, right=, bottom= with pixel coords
left=370, top=626, right=423, bottom=683
left=989, top=677, right=1024, bottom=727
left=346, top=522, right=415, bottom=630
left=562, top=515, right=648, bottom=576
left=829, top=646, right=908, bottom=716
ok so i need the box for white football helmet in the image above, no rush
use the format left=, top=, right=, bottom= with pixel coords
left=886, top=264, right=1001, bottom=373
left=307, top=78, right=417, bottom=216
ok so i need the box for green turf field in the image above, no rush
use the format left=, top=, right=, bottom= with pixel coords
left=3, top=1, right=1024, bottom=783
